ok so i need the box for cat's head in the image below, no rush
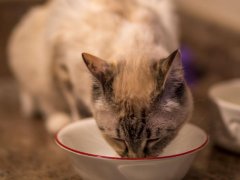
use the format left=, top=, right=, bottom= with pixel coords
left=82, top=50, right=193, bottom=158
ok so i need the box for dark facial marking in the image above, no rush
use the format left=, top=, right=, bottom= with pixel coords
left=146, top=128, right=152, bottom=139
left=156, top=128, right=161, bottom=137
left=136, top=109, right=147, bottom=139
left=92, top=73, right=115, bottom=107
left=92, top=73, right=115, bottom=105
left=116, top=127, right=121, bottom=138
left=76, top=98, right=92, bottom=118
left=152, top=61, right=165, bottom=91
left=118, top=110, right=147, bottom=153
left=92, top=81, right=102, bottom=102
left=151, top=131, right=177, bottom=153
left=172, top=82, right=185, bottom=104
left=175, top=83, right=185, bottom=98
left=102, top=75, right=115, bottom=102
left=136, top=124, right=145, bottom=139
left=120, top=112, right=142, bottom=139
left=121, top=145, right=129, bottom=157
left=141, top=109, right=146, bottom=124
left=151, top=89, right=164, bottom=105
left=145, top=129, right=179, bottom=157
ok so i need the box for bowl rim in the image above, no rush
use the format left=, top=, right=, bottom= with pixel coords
left=55, top=120, right=209, bottom=161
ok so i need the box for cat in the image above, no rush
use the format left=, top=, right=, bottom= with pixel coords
left=8, top=0, right=193, bottom=158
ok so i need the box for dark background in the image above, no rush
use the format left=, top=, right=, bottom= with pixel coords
left=0, top=0, right=46, bottom=77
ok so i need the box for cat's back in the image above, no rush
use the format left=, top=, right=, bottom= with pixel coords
left=47, top=0, right=177, bottom=58
left=8, top=0, right=177, bottom=95
left=46, top=0, right=137, bottom=46
left=8, top=2, right=54, bottom=90
left=9, top=0, right=176, bottom=69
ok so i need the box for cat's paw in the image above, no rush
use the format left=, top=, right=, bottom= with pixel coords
left=46, top=113, right=71, bottom=134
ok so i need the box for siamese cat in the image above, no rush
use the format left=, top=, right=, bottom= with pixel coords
left=8, top=0, right=193, bottom=158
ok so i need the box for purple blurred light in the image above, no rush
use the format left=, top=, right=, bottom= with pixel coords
left=180, top=45, right=196, bottom=86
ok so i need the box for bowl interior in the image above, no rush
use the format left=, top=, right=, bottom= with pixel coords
left=56, top=118, right=207, bottom=159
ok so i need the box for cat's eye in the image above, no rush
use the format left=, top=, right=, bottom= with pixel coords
left=111, top=138, right=128, bottom=157
left=146, top=138, right=161, bottom=148
left=112, top=138, right=127, bottom=149
left=143, top=138, right=161, bottom=155
left=113, top=138, right=125, bottom=143
left=103, top=135, right=127, bottom=154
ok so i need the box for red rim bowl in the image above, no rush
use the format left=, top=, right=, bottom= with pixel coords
left=55, top=123, right=209, bottom=161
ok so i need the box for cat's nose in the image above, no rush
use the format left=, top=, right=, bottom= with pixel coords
left=124, top=138, right=147, bottom=158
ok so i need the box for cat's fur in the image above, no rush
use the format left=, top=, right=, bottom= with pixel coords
left=8, top=0, right=193, bottom=158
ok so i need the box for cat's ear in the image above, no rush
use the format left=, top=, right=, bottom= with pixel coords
left=153, top=49, right=184, bottom=88
left=82, top=53, right=113, bottom=83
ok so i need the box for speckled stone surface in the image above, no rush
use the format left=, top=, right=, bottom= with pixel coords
left=0, top=79, right=81, bottom=180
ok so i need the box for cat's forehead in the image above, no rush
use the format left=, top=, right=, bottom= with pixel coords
left=112, top=59, right=157, bottom=107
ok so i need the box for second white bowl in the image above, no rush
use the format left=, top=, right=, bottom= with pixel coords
left=209, top=79, right=240, bottom=151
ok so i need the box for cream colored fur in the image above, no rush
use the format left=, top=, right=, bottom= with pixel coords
left=8, top=0, right=178, bottom=133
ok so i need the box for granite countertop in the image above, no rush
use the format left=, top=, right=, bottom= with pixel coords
left=0, top=78, right=240, bottom=180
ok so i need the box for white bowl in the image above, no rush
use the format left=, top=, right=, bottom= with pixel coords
left=209, top=79, right=240, bottom=150
left=55, top=118, right=208, bottom=180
